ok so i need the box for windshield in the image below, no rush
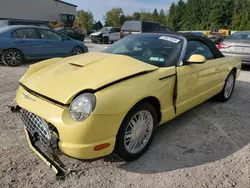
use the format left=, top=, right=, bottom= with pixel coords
left=227, top=32, right=250, bottom=40
left=122, top=21, right=142, bottom=31
left=103, top=34, right=183, bottom=67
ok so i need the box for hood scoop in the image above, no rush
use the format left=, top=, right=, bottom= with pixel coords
left=69, top=63, right=84, bottom=67
left=67, top=54, right=108, bottom=68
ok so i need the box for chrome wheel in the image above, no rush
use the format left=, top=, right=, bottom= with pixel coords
left=72, top=47, right=83, bottom=55
left=224, top=74, right=235, bottom=99
left=5, top=51, right=21, bottom=66
left=124, top=110, right=154, bottom=154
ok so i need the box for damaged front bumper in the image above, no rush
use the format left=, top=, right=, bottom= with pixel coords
left=11, top=105, right=70, bottom=179
left=24, top=128, right=70, bottom=179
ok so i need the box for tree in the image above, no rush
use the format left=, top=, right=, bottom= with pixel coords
left=140, top=11, right=152, bottom=21
left=167, top=3, right=176, bottom=30
left=102, top=0, right=250, bottom=31
left=132, top=12, right=140, bottom=20
left=209, top=0, right=234, bottom=28
left=232, top=0, right=250, bottom=30
left=174, top=0, right=186, bottom=31
left=93, top=20, right=103, bottom=30
left=104, top=8, right=124, bottom=26
left=77, top=10, right=94, bottom=31
left=152, top=9, right=160, bottom=22
left=159, top=9, right=167, bottom=25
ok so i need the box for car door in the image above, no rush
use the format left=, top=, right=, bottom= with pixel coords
left=175, top=40, right=222, bottom=115
left=108, top=28, right=116, bottom=41
left=114, top=27, right=121, bottom=41
left=12, top=28, right=44, bottom=59
left=36, top=28, right=68, bottom=57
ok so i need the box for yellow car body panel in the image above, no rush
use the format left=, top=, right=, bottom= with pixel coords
left=16, top=50, right=241, bottom=161
left=20, top=52, right=158, bottom=104
left=16, top=86, right=125, bottom=159
left=176, top=56, right=241, bottom=115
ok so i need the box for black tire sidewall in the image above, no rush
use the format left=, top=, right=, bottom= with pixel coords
left=2, top=49, right=24, bottom=67
left=116, top=102, right=157, bottom=161
left=103, top=37, right=109, bottom=44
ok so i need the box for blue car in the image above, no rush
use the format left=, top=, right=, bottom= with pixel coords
left=0, top=25, right=88, bottom=66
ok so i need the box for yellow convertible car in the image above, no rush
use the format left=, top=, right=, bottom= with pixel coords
left=13, top=33, right=241, bottom=177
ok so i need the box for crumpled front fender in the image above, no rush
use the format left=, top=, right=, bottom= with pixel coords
left=19, top=58, right=62, bottom=82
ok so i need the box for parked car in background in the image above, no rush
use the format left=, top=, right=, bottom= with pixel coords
left=0, top=26, right=88, bottom=66
left=90, top=27, right=120, bottom=44
left=0, top=19, right=52, bottom=29
left=55, top=27, right=85, bottom=41
left=120, top=21, right=161, bottom=38
left=219, top=31, right=250, bottom=65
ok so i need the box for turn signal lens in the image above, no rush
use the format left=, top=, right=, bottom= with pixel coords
left=94, top=143, right=110, bottom=151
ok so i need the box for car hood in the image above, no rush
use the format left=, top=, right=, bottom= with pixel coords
left=20, top=52, right=158, bottom=104
left=90, top=31, right=103, bottom=36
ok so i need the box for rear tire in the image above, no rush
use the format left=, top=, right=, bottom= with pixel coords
left=2, top=49, right=24, bottom=67
left=71, top=46, right=84, bottom=55
left=115, top=102, right=157, bottom=161
left=216, top=71, right=236, bottom=102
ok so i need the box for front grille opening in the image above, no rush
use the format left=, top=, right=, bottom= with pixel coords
left=49, top=123, right=59, bottom=137
left=20, top=109, right=62, bottom=152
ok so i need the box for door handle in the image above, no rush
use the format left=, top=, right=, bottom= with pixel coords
left=45, top=41, right=51, bottom=44
left=18, top=41, right=26, bottom=43
left=215, top=68, right=220, bottom=71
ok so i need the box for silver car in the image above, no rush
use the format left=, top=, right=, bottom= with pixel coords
left=219, top=31, right=250, bottom=65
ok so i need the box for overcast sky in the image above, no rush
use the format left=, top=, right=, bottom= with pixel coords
left=65, top=0, right=178, bottom=21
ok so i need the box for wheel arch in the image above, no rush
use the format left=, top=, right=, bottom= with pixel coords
left=130, top=96, right=161, bottom=123
left=231, top=67, right=237, bottom=74
left=3, top=48, right=25, bottom=59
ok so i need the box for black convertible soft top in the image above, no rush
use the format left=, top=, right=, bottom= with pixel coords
left=151, top=31, right=225, bottom=58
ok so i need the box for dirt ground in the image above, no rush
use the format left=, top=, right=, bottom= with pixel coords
left=0, top=43, right=249, bottom=188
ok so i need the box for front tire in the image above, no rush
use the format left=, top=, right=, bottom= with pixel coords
left=116, top=102, right=157, bottom=161
left=96, top=38, right=102, bottom=44
left=103, top=37, right=109, bottom=44
left=216, top=71, right=236, bottom=102
left=71, top=46, right=84, bottom=55
left=2, top=49, right=24, bottom=67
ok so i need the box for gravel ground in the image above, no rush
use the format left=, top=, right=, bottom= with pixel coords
left=0, top=44, right=249, bottom=188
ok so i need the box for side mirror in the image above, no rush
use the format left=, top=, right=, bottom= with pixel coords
left=187, top=54, right=206, bottom=64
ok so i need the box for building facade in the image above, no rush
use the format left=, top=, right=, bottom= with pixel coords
left=0, top=0, right=77, bottom=22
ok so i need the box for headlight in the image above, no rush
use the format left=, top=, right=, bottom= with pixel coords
left=69, top=93, right=96, bottom=121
